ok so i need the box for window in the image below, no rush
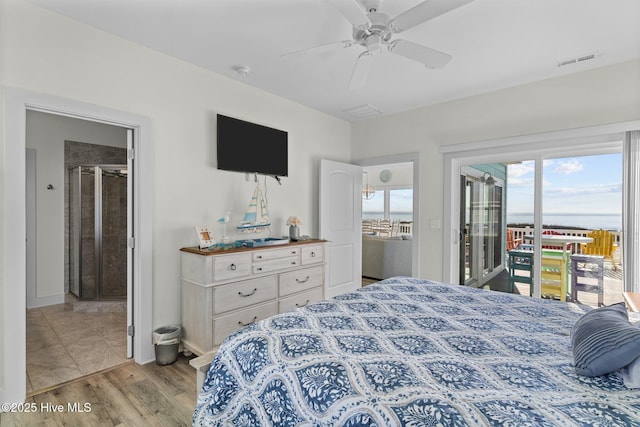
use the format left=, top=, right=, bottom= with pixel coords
left=389, top=189, right=413, bottom=222
left=363, top=188, right=413, bottom=221
left=362, top=190, right=385, bottom=219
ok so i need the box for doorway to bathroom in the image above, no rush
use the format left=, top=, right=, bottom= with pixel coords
left=25, top=110, right=132, bottom=395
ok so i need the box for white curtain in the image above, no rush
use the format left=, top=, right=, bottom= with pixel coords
left=623, top=130, right=640, bottom=292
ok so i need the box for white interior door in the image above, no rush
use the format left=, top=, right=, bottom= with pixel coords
left=319, top=159, right=362, bottom=298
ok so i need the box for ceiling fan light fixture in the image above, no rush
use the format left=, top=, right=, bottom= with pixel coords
left=365, top=34, right=382, bottom=52
left=313, top=0, right=473, bottom=89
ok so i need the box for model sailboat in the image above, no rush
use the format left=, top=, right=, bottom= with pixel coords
left=237, top=182, right=270, bottom=233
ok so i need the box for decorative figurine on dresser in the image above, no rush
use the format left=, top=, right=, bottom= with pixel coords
left=180, top=239, right=326, bottom=357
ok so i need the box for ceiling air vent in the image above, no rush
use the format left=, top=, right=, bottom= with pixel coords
left=342, top=104, right=383, bottom=120
left=557, top=51, right=601, bottom=68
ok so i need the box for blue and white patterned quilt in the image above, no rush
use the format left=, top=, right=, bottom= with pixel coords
left=193, top=277, right=640, bottom=426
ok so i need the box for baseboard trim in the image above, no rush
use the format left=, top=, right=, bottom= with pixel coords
left=26, top=294, right=65, bottom=309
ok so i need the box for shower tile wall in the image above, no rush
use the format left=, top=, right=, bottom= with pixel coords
left=64, top=141, right=127, bottom=297
left=101, top=172, right=128, bottom=298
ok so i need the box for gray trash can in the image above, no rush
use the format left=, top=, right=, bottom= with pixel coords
left=153, top=325, right=181, bottom=365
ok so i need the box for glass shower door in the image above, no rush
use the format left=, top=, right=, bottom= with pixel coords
left=68, top=165, right=127, bottom=300
left=69, top=166, right=81, bottom=298
left=100, top=167, right=128, bottom=299
left=69, top=166, right=98, bottom=299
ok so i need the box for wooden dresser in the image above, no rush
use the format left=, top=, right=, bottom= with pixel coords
left=180, top=239, right=326, bottom=356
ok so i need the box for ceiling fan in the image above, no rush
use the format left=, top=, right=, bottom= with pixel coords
left=284, top=0, right=473, bottom=90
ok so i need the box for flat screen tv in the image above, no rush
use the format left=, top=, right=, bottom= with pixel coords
left=217, top=114, right=288, bottom=177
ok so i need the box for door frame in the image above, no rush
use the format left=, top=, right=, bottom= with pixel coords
left=357, top=152, right=420, bottom=278
left=441, top=122, right=640, bottom=293
left=2, top=87, right=154, bottom=404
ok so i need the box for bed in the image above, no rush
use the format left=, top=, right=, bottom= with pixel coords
left=193, top=277, right=640, bottom=426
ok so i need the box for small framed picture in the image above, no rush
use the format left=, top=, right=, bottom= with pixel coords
left=194, top=226, right=215, bottom=249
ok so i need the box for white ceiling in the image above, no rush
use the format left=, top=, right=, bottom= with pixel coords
left=29, top=0, right=640, bottom=122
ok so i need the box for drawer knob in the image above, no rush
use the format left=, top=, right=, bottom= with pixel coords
left=296, top=299, right=310, bottom=308
left=256, top=255, right=262, bottom=259
left=229, top=263, right=237, bottom=271
left=310, top=252, right=316, bottom=257
left=238, top=316, right=258, bottom=327
left=256, top=267, right=263, bottom=272
left=296, top=276, right=310, bottom=284
left=238, top=288, right=258, bottom=297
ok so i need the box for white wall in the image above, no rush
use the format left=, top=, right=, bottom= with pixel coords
left=352, top=59, right=640, bottom=281
left=0, top=0, right=350, bottom=400
left=0, top=84, right=6, bottom=390
left=26, top=110, right=128, bottom=302
left=363, top=163, right=413, bottom=188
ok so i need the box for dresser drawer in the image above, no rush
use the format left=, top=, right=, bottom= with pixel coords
left=279, top=288, right=323, bottom=313
left=253, top=256, right=299, bottom=274
left=301, top=244, right=323, bottom=265
left=213, top=253, right=251, bottom=281
left=213, top=276, right=277, bottom=314
left=279, top=265, right=323, bottom=297
left=253, top=247, right=299, bottom=262
left=213, top=301, right=278, bottom=346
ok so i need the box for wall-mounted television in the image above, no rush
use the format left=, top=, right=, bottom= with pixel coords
left=216, top=114, right=288, bottom=177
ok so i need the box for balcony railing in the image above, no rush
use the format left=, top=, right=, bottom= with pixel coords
left=507, top=226, right=622, bottom=264
left=363, top=219, right=413, bottom=237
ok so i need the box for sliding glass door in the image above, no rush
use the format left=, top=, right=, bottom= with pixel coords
left=459, top=166, right=504, bottom=287
left=443, top=124, right=637, bottom=301
left=449, top=150, right=625, bottom=307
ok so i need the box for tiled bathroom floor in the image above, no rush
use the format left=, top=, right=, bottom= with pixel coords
left=26, top=304, right=128, bottom=394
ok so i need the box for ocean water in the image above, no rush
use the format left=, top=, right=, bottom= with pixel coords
left=365, top=212, right=621, bottom=230
left=507, top=213, right=621, bottom=231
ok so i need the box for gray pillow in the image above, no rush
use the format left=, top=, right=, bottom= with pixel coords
left=571, top=302, right=640, bottom=377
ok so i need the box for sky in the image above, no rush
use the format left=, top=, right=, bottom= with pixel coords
left=507, top=153, right=623, bottom=215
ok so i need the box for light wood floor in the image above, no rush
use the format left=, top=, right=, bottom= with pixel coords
left=1, top=354, right=197, bottom=427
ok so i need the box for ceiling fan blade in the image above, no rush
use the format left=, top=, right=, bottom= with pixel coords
left=281, top=40, right=355, bottom=60
left=388, top=39, right=452, bottom=68
left=349, top=51, right=374, bottom=90
left=328, top=0, right=371, bottom=30
left=389, top=0, right=473, bottom=33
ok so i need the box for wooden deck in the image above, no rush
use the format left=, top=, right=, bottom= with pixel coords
left=511, top=264, right=624, bottom=308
